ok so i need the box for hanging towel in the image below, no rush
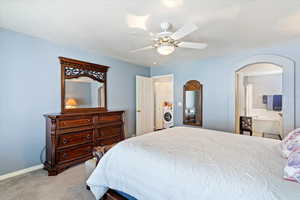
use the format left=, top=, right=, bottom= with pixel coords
left=262, top=95, right=268, bottom=104
left=267, top=95, right=273, bottom=110
left=273, top=95, right=282, bottom=111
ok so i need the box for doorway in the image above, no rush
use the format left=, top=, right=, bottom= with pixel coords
left=234, top=55, right=295, bottom=137
left=153, top=75, right=174, bottom=130
left=136, top=74, right=174, bottom=136
left=236, top=63, right=283, bottom=139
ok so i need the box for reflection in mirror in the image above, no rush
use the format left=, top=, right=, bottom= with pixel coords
left=183, top=80, right=202, bottom=126
left=65, top=77, right=105, bottom=109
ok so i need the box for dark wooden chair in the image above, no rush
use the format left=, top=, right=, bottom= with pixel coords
left=240, top=116, right=253, bottom=136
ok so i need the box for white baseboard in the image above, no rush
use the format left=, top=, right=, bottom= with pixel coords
left=0, top=164, right=43, bottom=181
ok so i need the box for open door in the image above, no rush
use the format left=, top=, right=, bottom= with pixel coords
left=136, top=76, right=154, bottom=136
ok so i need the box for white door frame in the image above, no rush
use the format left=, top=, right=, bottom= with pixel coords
left=152, top=74, right=175, bottom=129
left=234, top=54, right=295, bottom=136
left=152, top=74, right=175, bottom=104
left=151, top=74, right=175, bottom=127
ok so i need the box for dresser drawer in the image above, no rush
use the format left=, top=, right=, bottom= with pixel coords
left=96, top=124, right=122, bottom=139
left=58, top=118, right=92, bottom=129
left=44, top=110, right=125, bottom=176
left=57, top=131, right=93, bottom=148
left=97, top=135, right=122, bottom=146
left=56, top=144, right=93, bottom=164
left=98, top=113, right=122, bottom=123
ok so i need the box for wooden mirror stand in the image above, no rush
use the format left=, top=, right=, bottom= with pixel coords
left=59, top=57, right=109, bottom=113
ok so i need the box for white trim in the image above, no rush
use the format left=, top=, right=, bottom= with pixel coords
left=0, top=164, right=43, bottom=181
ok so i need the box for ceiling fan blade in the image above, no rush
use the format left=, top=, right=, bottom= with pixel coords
left=177, top=42, right=208, bottom=49
left=171, top=24, right=198, bottom=40
left=130, top=46, right=154, bottom=53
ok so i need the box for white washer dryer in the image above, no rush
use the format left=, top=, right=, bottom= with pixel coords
left=163, top=107, right=174, bottom=128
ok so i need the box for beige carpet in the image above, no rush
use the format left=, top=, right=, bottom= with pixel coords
left=0, top=164, right=95, bottom=200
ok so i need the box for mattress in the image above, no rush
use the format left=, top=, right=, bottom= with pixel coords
left=87, top=127, right=300, bottom=200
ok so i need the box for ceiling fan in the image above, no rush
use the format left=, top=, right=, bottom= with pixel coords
left=131, top=22, right=208, bottom=56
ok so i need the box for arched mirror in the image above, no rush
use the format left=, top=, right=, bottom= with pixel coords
left=183, top=80, right=203, bottom=126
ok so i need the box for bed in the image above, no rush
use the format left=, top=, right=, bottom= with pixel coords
left=87, top=127, right=300, bottom=200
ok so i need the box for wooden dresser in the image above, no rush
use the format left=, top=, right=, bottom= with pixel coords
left=44, top=110, right=124, bottom=175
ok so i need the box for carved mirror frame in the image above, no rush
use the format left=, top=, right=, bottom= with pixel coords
left=59, top=57, right=109, bottom=113
left=183, top=80, right=203, bottom=126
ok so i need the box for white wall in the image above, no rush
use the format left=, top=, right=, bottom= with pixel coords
left=246, top=74, right=282, bottom=110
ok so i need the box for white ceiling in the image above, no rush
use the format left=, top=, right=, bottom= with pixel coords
left=1, top=0, right=300, bottom=66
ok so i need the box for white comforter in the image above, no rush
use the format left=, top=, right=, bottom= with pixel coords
left=87, top=127, right=300, bottom=200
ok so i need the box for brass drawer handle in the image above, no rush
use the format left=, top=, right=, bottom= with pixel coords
left=63, top=138, right=68, bottom=144
left=86, top=148, right=92, bottom=153
left=62, top=153, right=68, bottom=159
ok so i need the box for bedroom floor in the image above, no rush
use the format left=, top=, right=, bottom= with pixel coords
left=0, top=164, right=95, bottom=200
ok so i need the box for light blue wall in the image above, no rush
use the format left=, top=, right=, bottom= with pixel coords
left=151, top=40, right=300, bottom=132
left=0, top=28, right=150, bottom=175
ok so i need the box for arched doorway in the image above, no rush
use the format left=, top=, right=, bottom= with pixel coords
left=234, top=55, right=295, bottom=137
left=236, top=63, right=283, bottom=138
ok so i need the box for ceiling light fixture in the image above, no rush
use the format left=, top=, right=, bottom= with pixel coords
left=131, top=22, right=207, bottom=55
left=157, top=43, right=175, bottom=55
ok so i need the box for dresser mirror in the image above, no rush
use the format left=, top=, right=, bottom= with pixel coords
left=183, top=80, right=203, bottom=126
left=60, top=57, right=109, bottom=113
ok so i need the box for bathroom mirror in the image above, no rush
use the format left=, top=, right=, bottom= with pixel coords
left=60, top=57, right=109, bottom=113
left=183, top=80, right=203, bottom=126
